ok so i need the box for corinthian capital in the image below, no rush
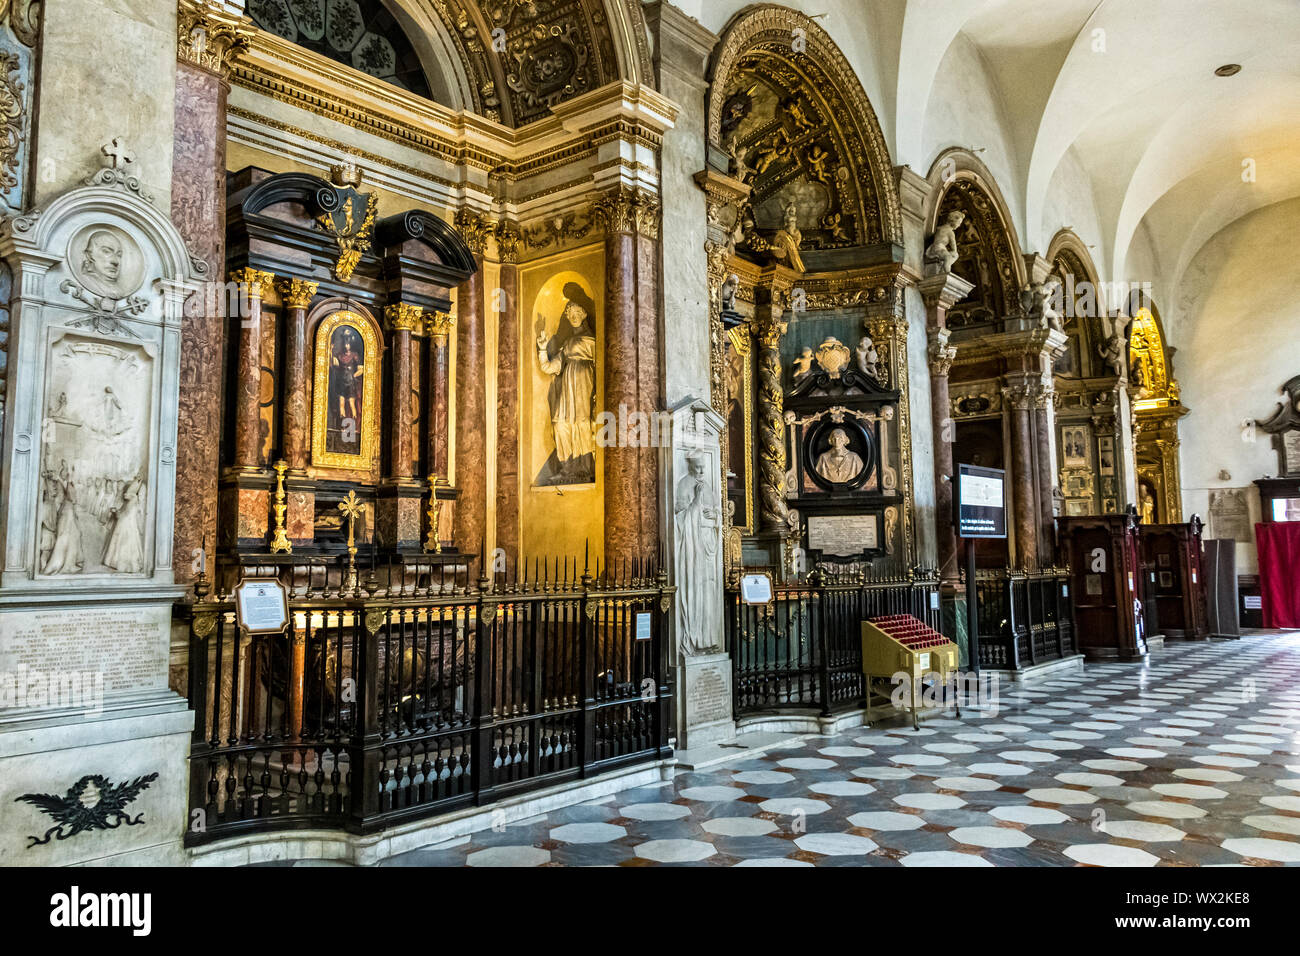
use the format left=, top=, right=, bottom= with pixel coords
left=177, top=1, right=253, bottom=78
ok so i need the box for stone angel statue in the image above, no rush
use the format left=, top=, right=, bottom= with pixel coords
left=923, top=210, right=965, bottom=275
left=1098, top=312, right=1130, bottom=376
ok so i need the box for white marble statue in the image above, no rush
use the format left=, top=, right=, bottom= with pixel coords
left=815, top=428, right=865, bottom=484
left=720, top=272, right=739, bottom=314
left=1022, top=277, right=1064, bottom=331
left=856, top=335, right=879, bottom=379
left=674, top=455, right=721, bottom=656
left=923, top=210, right=965, bottom=275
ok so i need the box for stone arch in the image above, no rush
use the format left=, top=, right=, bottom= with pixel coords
left=706, top=4, right=903, bottom=248
left=1046, top=228, right=1101, bottom=379
left=249, top=0, right=638, bottom=127
left=924, top=148, right=1027, bottom=328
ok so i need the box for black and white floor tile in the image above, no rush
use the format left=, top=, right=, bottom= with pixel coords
left=262, top=631, right=1300, bottom=867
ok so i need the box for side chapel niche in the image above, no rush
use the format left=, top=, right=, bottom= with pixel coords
left=216, top=166, right=475, bottom=592
left=701, top=8, right=911, bottom=579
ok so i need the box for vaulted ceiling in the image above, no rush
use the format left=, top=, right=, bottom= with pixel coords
left=890, top=0, right=1300, bottom=296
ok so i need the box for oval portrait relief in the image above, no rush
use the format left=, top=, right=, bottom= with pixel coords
left=67, top=224, right=145, bottom=300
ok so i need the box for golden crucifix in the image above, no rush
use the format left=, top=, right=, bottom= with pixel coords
left=338, top=490, right=367, bottom=593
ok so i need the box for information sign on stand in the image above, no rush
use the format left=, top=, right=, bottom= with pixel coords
left=234, top=577, right=290, bottom=635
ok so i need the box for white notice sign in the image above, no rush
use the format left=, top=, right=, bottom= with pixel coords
left=740, top=573, right=774, bottom=605
left=235, top=577, right=289, bottom=634
left=808, top=514, right=878, bottom=556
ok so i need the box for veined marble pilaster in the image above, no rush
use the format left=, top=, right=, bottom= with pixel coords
left=453, top=208, right=489, bottom=558
left=171, top=3, right=250, bottom=585
left=494, top=221, right=521, bottom=565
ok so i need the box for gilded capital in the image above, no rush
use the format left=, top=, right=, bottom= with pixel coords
left=593, top=186, right=660, bottom=237
left=277, top=278, right=318, bottom=310
left=177, top=1, right=253, bottom=79
left=385, top=302, right=424, bottom=334
left=425, top=310, right=455, bottom=343
left=229, top=268, right=275, bottom=300
left=754, top=315, right=788, bottom=349
left=495, top=221, right=521, bottom=264
left=455, top=208, right=492, bottom=256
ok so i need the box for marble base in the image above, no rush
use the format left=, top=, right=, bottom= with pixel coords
left=189, top=757, right=675, bottom=867
left=678, top=652, right=735, bottom=749
left=983, top=653, right=1085, bottom=684
left=0, top=694, right=192, bottom=867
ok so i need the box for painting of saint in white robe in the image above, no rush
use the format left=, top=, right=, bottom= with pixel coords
left=534, top=282, right=597, bottom=485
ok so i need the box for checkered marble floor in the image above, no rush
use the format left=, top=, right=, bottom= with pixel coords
left=272, top=631, right=1300, bottom=867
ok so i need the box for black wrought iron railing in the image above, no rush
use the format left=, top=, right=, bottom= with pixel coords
left=969, top=567, right=1074, bottom=670
left=727, top=569, right=941, bottom=718
left=179, top=561, right=673, bottom=844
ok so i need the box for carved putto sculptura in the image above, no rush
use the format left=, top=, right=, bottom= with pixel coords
left=924, top=209, right=966, bottom=275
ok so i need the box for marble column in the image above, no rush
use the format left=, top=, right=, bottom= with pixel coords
left=635, top=199, right=662, bottom=561
left=1003, top=378, right=1038, bottom=569
left=171, top=3, right=250, bottom=584
left=753, top=303, right=789, bottom=534
left=453, top=210, right=490, bottom=557
left=495, top=222, right=521, bottom=565
left=385, top=303, right=422, bottom=480
left=229, top=268, right=274, bottom=474
left=596, top=187, right=641, bottom=561
left=277, top=279, right=317, bottom=547
left=1034, top=383, right=1058, bottom=562
left=918, top=272, right=973, bottom=586
left=426, top=310, right=454, bottom=478
left=381, top=302, right=424, bottom=550
left=277, top=279, right=317, bottom=472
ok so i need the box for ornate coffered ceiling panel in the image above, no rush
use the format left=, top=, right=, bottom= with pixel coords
left=248, top=0, right=629, bottom=129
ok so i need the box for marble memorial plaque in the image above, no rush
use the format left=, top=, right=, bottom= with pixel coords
left=0, top=604, right=169, bottom=706
left=1208, top=488, right=1253, bottom=544
left=808, top=514, right=878, bottom=556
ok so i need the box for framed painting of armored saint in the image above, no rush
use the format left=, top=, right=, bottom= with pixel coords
left=311, top=309, right=380, bottom=472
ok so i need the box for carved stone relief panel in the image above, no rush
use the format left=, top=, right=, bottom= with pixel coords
left=0, top=146, right=202, bottom=592
left=38, top=332, right=154, bottom=576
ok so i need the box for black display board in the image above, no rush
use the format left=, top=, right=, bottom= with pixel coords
left=956, top=463, right=1007, bottom=539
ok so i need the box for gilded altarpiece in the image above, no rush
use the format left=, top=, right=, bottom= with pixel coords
left=1130, top=306, right=1184, bottom=523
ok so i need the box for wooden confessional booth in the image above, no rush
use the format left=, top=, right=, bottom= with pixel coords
left=216, top=168, right=476, bottom=592
left=1138, top=515, right=1209, bottom=641
left=1057, top=512, right=1145, bottom=660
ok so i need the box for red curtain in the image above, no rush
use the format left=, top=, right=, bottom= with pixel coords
left=1256, top=522, right=1300, bottom=628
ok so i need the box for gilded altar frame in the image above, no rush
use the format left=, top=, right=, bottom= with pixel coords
left=727, top=324, right=756, bottom=535
left=311, top=309, right=381, bottom=473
